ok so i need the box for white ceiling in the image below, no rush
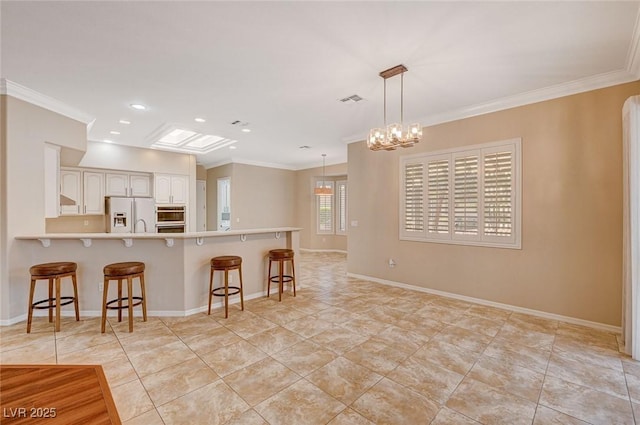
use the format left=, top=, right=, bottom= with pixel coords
left=2, top=1, right=639, bottom=170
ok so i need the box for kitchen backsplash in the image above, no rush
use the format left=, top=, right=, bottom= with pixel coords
left=46, top=215, right=106, bottom=233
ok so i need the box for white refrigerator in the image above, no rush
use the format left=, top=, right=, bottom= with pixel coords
left=106, top=197, right=156, bottom=233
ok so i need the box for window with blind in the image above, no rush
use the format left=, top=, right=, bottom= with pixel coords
left=400, top=138, right=521, bottom=249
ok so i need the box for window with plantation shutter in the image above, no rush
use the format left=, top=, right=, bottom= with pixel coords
left=453, top=154, right=479, bottom=238
left=427, top=158, right=450, bottom=237
left=402, top=161, right=425, bottom=236
left=400, top=138, right=521, bottom=249
left=316, top=181, right=335, bottom=234
left=336, top=180, right=347, bottom=235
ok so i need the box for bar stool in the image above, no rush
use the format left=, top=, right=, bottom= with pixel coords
left=267, top=249, right=296, bottom=302
left=101, top=262, right=147, bottom=333
left=209, top=256, right=244, bottom=319
left=27, top=262, right=80, bottom=333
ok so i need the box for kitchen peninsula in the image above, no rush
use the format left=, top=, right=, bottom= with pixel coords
left=12, top=228, right=300, bottom=323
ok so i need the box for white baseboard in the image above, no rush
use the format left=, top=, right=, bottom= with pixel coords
left=0, top=287, right=295, bottom=325
left=347, top=272, right=622, bottom=334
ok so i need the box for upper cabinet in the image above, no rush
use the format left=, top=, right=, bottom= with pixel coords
left=105, top=172, right=152, bottom=197
left=60, top=168, right=105, bottom=215
left=155, top=174, right=188, bottom=204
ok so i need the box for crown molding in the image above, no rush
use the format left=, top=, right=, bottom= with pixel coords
left=344, top=68, right=638, bottom=145
left=0, top=78, right=95, bottom=125
left=627, top=7, right=640, bottom=78
left=201, top=157, right=298, bottom=171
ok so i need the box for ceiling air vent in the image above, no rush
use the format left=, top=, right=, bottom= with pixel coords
left=340, top=94, right=363, bottom=103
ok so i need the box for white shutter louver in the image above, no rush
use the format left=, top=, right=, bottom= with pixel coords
left=336, top=181, right=347, bottom=235
left=316, top=181, right=334, bottom=234
left=427, top=159, right=449, bottom=234
left=404, top=162, right=424, bottom=232
left=454, top=155, right=479, bottom=235
left=483, top=151, right=513, bottom=237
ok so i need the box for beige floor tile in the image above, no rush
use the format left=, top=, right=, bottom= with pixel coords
left=370, top=324, right=430, bottom=355
left=128, top=339, right=197, bottom=377
left=254, top=306, right=307, bottom=326
left=123, top=408, right=165, bottom=425
left=283, top=314, right=341, bottom=338
left=508, top=313, right=558, bottom=334
left=351, top=377, right=439, bottom=425
left=553, top=339, right=624, bottom=372
left=626, top=372, right=640, bottom=404
left=254, top=379, right=346, bottom=425
left=308, top=328, right=369, bottom=355
left=223, top=357, right=301, bottom=406
left=1, top=318, right=54, bottom=336
left=414, top=303, right=463, bottom=324
left=539, top=375, right=635, bottom=424
left=433, top=324, right=493, bottom=354
left=290, top=300, right=333, bottom=315
left=412, top=339, right=478, bottom=375
left=200, top=340, right=267, bottom=377
left=54, top=317, right=104, bottom=337
left=101, top=357, right=139, bottom=388
left=246, top=326, right=305, bottom=355
left=484, top=337, right=551, bottom=374
left=0, top=339, right=57, bottom=364
left=466, top=304, right=512, bottom=322
left=343, top=338, right=410, bottom=375
left=392, top=315, right=445, bottom=338
left=326, top=408, right=375, bottom=425
left=111, top=379, right=155, bottom=422
left=182, top=326, right=242, bottom=355
left=546, top=350, right=628, bottom=400
left=446, top=377, right=537, bottom=425
left=532, top=405, right=591, bottom=425
left=556, top=323, right=619, bottom=351
left=306, top=357, right=382, bottom=404
left=140, top=357, right=219, bottom=406
left=271, top=340, right=338, bottom=376
left=339, top=317, right=389, bottom=337
left=57, top=340, right=128, bottom=365
left=0, top=327, right=55, bottom=353
left=223, top=409, right=268, bottom=425
left=109, top=317, right=167, bottom=338
left=430, top=407, right=481, bottom=425
left=223, top=314, right=278, bottom=339
left=55, top=328, right=118, bottom=355
left=497, top=323, right=556, bottom=350
left=162, top=314, right=222, bottom=338
left=633, top=402, right=640, bottom=421
left=622, top=358, right=640, bottom=377
left=157, top=380, right=250, bottom=425
left=453, top=312, right=505, bottom=337
left=118, top=330, right=181, bottom=355
left=388, top=355, right=464, bottom=403
left=467, top=355, right=545, bottom=402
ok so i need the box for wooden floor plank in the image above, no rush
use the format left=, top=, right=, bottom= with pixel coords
left=1, top=365, right=121, bottom=424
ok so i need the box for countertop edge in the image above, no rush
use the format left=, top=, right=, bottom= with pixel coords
left=15, top=227, right=302, bottom=240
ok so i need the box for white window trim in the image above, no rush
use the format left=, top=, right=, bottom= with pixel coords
left=400, top=138, right=522, bottom=249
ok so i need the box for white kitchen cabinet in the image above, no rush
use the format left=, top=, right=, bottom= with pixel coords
left=60, top=168, right=82, bottom=215
left=105, top=172, right=152, bottom=197
left=155, top=174, right=188, bottom=204
left=83, top=171, right=104, bottom=215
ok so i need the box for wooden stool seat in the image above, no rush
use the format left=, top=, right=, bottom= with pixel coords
left=27, top=262, right=80, bottom=333
left=209, top=255, right=244, bottom=318
left=103, top=262, right=145, bottom=277
left=267, top=249, right=296, bottom=301
left=101, top=262, right=147, bottom=333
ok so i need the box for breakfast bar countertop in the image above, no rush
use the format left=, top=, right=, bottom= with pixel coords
left=15, top=227, right=302, bottom=240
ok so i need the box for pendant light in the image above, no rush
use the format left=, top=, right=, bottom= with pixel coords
left=314, top=154, right=333, bottom=195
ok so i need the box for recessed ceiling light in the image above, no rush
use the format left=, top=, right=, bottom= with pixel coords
left=103, top=139, right=113, bottom=144
left=119, top=119, right=131, bottom=125
left=110, top=130, right=121, bottom=135
left=229, top=146, right=237, bottom=150
left=241, top=128, right=251, bottom=133
left=194, top=118, right=206, bottom=123
left=130, top=103, right=147, bottom=110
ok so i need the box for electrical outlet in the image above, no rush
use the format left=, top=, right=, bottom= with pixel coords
left=388, top=258, right=396, bottom=268
left=98, top=281, right=103, bottom=292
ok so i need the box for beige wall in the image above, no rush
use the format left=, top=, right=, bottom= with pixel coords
left=206, top=163, right=296, bottom=231
left=348, top=81, right=640, bottom=327
left=196, top=164, right=207, bottom=180
left=1, top=95, right=87, bottom=320
left=294, top=162, right=348, bottom=251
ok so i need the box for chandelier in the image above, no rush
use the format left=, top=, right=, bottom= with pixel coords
left=367, top=64, right=422, bottom=151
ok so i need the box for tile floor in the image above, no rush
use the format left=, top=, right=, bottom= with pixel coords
left=2, top=251, right=640, bottom=424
